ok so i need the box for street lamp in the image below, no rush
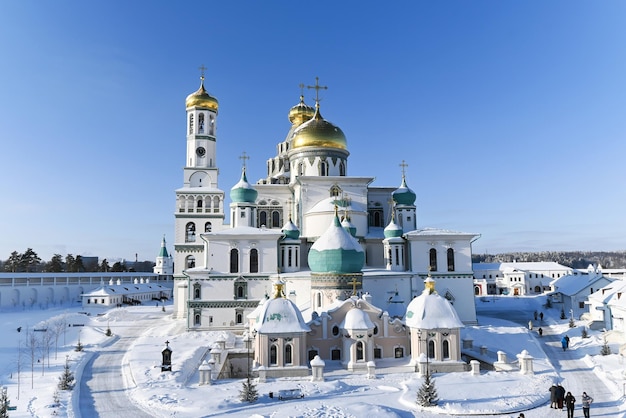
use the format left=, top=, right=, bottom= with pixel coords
left=417, top=329, right=436, bottom=376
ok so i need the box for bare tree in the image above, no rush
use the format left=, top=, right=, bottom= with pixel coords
left=23, top=329, right=39, bottom=388
left=39, top=322, right=55, bottom=369
left=51, top=316, right=68, bottom=360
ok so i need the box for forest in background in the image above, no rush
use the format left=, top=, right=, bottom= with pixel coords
left=472, top=251, right=626, bottom=269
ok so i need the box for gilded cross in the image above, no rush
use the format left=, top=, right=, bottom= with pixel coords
left=349, top=276, right=361, bottom=296
left=307, top=77, right=328, bottom=104
left=399, top=160, right=408, bottom=178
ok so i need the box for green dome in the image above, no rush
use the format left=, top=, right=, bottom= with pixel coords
left=384, top=216, right=403, bottom=238
left=281, top=217, right=300, bottom=240
left=308, top=213, right=364, bottom=274
left=230, top=168, right=258, bottom=203
left=392, top=176, right=416, bottom=205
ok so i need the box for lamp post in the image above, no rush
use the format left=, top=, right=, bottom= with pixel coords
left=417, top=329, right=436, bottom=376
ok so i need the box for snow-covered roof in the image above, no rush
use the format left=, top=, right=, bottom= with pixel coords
left=340, top=306, right=375, bottom=330
left=473, top=261, right=572, bottom=272
left=202, top=225, right=284, bottom=238
left=405, top=288, right=464, bottom=329
left=82, top=282, right=171, bottom=297
left=254, top=297, right=310, bottom=334
left=551, top=273, right=613, bottom=296
left=404, top=227, right=479, bottom=239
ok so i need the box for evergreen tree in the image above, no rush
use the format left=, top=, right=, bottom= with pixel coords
left=240, top=378, right=258, bottom=403
left=99, top=259, right=110, bottom=272
left=569, top=317, right=575, bottom=328
left=58, top=357, right=74, bottom=390
left=560, top=309, right=566, bottom=319
left=581, top=327, right=588, bottom=338
left=0, top=386, right=8, bottom=418
left=600, top=335, right=611, bottom=356
left=5, top=251, right=21, bottom=272
left=20, top=248, right=41, bottom=272
left=65, top=254, right=76, bottom=272
left=46, top=254, right=64, bottom=272
left=416, top=372, right=438, bottom=407
left=74, top=255, right=85, bottom=272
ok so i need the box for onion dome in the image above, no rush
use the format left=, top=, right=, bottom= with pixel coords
left=290, top=105, right=347, bottom=150
left=404, top=277, right=463, bottom=329
left=383, top=213, right=403, bottom=238
left=288, top=95, right=315, bottom=127
left=340, top=306, right=374, bottom=331
left=185, top=77, right=219, bottom=111
left=254, top=280, right=310, bottom=333
left=391, top=176, right=416, bottom=205
left=281, top=217, right=300, bottom=240
left=230, top=167, right=258, bottom=203
left=308, top=209, right=364, bottom=274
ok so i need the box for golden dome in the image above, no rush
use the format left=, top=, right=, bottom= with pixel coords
left=290, top=106, right=347, bottom=150
left=185, top=78, right=218, bottom=111
left=288, top=95, right=315, bottom=126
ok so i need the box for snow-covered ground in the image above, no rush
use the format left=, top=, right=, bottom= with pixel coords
left=1, top=296, right=625, bottom=417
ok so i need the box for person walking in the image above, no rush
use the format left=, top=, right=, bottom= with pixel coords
left=581, top=392, right=593, bottom=417
left=564, top=391, right=576, bottom=418
left=549, top=384, right=558, bottom=408
left=561, top=336, right=568, bottom=351
left=556, top=384, right=565, bottom=410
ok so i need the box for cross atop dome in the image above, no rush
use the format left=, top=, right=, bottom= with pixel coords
left=307, top=77, right=328, bottom=107
left=238, top=151, right=250, bottom=170
left=198, top=64, right=207, bottom=82
left=399, top=160, right=408, bottom=179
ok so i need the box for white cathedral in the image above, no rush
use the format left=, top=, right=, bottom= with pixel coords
left=171, top=73, right=479, bottom=374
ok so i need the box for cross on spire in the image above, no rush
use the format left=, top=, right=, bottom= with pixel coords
left=307, top=77, right=328, bottom=105
left=239, top=151, right=250, bottom=170
left=399, top=160, right=408, bottom=179
left=198, top=64, right=207, bottom=82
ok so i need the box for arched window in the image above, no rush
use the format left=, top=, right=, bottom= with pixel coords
left=259, top=211, right=267, bottom=227
left=186, top=222, right=196, bottom=242
left=194, top=286, right=201, bottom=300
left=447, top=248, right=455, bottom=272
left=249, top=249, right=258, bottom=273
left=374, top=211, right=382, bottom=227
left=287, top=248, right=292, bottom=267
left=230, top=249, right=239, bottom=273
left=270, top=345, right=278, bottom=365
left=429, top=248, right=438, bottom=272
left=339, top=161, right=346, bottom=176
left=209, top=116, right=215, bottom=135
left=285, top=344, right=293, bottom=364
left=197, top=199, right=203, bottom=209
left=198, top=113, right=205, bottom=133
left=237, top=285, right=244, bottom=298
left=205, top=222, right=212, bottom=232
left=428, top=340, right=435, bottom=359
left=356, top=341, right=364, bottom=361
left=395, top=247, right=400, bottom=265
left=271, top=210, right=280, bottom=228
left=189, top=114, right=194, bottom=134
left=194, top=314, right=201, bottom=326
left=319, top=160, right=328, bottom=176
left=236, top=312, right=243, bottom=324
left=443, top=340, right=450, bottom=359
left=186, top=256, right=196, bottom=269
left=330, top=185, right=341, bottom=197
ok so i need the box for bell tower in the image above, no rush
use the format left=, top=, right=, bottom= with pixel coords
left=173, top=67, right=225, bottom=318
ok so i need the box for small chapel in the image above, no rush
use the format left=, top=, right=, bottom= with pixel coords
left=171, top=71, right=480, bottom=373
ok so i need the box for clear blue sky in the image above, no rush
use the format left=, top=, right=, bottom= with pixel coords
left=1, top=1, right=625, bottom=263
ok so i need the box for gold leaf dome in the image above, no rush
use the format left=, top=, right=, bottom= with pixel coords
left=290, top=106, right=347, bottom=150
left=288, top=95, right=315, bottom=126
left=185, top=78, right=219, bottom=111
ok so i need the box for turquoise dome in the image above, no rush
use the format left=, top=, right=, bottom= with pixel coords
left=230, top=168, right=258, bottom=203
left=384, top=215, right=403, bottom=238
left=281, top=217, right=300, bottom=240
left=308, top=213, right=364, bottom=274
left=392, top=176, right=416, bottom=205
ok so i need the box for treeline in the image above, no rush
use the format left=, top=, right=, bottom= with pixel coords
left=0, top=248, right=155, bottom=273
left=472, top=251, right=626, bottom=269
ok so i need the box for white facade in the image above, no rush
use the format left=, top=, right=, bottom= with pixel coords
left=473, top=261, right=575, bottom=296
left=172, top=76, right=480, bottom=336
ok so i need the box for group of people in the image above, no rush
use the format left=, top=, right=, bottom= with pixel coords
left=548, top=383, right=593, bottom=417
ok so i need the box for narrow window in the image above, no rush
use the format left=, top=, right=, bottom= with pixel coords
left=230, top=249, right=239, bottom=273
left=320, top=160, right=328, bottom=176
left=209, top=116, right=215, bottom=135
left=194, top=314, right=201, bottom=326
left=249, top=249, right=258, bottom=273
left=198, top=113, right=205, bottom=133
left=271, top=210, right=280, bottom=228
left=259, top=211, right=267, bottom=227
left=395, top=247, right=400, bottom=265
left=331, top=349, right=341, bottom=360
left=429, top=248, right=438, bottom=271
left=270, top=345, right=278, bottom=365
left=447, top=248, right=455, bottom=272
left=189, top=114, right=194, bottom=134
left=356, top=341, right=364, bottom=361
left=428, top=340, right=435, bottom=359
left=394, top=347, right=404, bottom=358
left=186, top=222, right=196, bottom=242
left=443, top=340, right=450, bottom=359
left=186, top=256, right=195, bottom=268
left=285, top=345, right=293, bottom=364
left=205, top=222, right=212, bottom=232
left=236, top=312, right=243, bottom=324
left=339, top=161, right=346, bottom=176
left=194, top=287, right=201, bottom=299
left=288, top=248, right=292, bottom=267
